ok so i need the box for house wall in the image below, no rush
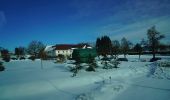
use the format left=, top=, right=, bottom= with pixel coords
left=46, top=50, right=56, bottom=57
left=55, top=49, right=73, bottom=57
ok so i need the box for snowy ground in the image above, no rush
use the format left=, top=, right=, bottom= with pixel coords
left=0, top=55, right=170, bottom=100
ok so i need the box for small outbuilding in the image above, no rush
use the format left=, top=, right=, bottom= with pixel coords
left=72, top=48, right=97, bottom=63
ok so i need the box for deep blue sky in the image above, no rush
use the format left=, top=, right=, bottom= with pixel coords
left=0, top=0, right=170, bottom=50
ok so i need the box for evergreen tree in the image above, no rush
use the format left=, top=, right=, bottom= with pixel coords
left=72, top=50, right=81, bottom=76
left=95, top=35, right=112, bottom=56
left=96, top=38, right=101, bottom=56
left=15, top=47, right=26, bottom=59
left=15, top=48, right=19, bottom=58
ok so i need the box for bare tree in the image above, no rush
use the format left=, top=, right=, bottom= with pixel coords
left=27, top=41, right=45, bottom=57
left=39, top=48, right=48, bottom=69
left=133, top=43, right=142, bottom=59
left=112, top=40, right=120, bottom=58
left=121, top=37, right=129, bottom=58
left=147, top=26, right=164, bottom=59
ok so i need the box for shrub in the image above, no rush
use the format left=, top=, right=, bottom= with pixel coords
left=111, top=60, right=120, bottom=68
left=71, top=65, right=80, bottom=77
left=57, top=54, right=65, bottom=62
left=86, top=66, right=95, bottom=71
left=11, top=57, right=17, bottom=60
left=28, top=56, right=36, bottom=61
left=3, top=57, right=10, bottom=62
left=103, top=61, right=109, bottom=69
left=150, top=58, right=161, bottom=62
left=20, top=57, right=25, bottom=60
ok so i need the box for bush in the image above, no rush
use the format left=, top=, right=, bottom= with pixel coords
left=57, top=54, right=65, bottom=62
left=0, top=66, right=5, bottom=71
left=86, top=66, right=95, bottom=71
left=0, top=62, right=5, bottom=71
left=11, top=57, right=17, bottom=60
left=150, top=58, right=161, bottom=62
left=3, top=57, right=10, bottom=62
left=116, top=58, right=128, bottom=61
left=28, top=56, right=36, bottom=61
left=111, top=60, right=120, bottom=68
left=20, top=57, right=25, bottom=60
left=71, top=65, right=80, bottom=77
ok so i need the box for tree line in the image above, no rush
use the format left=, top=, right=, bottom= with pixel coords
left=95, top=26, right=168, bottom=61
left=0, top=40, right=46, bottom=62
left=0, top=26, right=169, bottom=62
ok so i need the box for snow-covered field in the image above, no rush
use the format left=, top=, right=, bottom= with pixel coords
left=0, top=55, right=170, bottom=100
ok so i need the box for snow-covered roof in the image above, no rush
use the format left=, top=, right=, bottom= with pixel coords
left=87, top=47, right=92, bottom=49
left=44, top=45, right=55, bottom=52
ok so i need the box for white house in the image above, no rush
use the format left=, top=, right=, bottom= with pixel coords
left=54, top=44, right=92, bottom=57
left=44, top=45, right=56, bottom=57
left=54, top=44, right=74, bottom=57
left=44, top=44, right=92, bottom=58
